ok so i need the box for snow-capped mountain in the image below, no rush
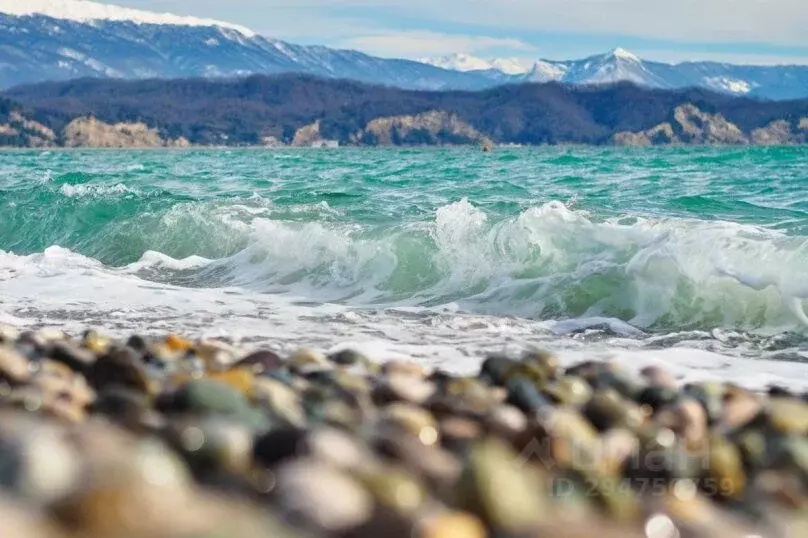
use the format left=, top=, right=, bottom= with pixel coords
left=0, top=1, right=807, bottom=100
left=421, top=48, right=808, bottom=100
left=420, top=54, right=533, bottom=75
left=0, top=0, right=492, bottom=90
left=0, top=0, right=255, bottom=35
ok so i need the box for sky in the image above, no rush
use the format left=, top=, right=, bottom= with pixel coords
left=112, top=0, right=808, bottom=65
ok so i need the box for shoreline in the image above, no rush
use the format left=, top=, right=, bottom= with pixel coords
left=0, top=325, right=805, bottom=537
left=2, top=143, right=808, bottom=151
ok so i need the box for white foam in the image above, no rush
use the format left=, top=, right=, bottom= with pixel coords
left=0, top=0, right=255, bottom=37
left=60, top=182, right=137, bottom=198
left=2, top=245, right=808, bottom=392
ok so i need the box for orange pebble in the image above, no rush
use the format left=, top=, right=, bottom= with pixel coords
left=207, top=368, right=255, bottom=398
left=166, top=334, right=192, bottom=352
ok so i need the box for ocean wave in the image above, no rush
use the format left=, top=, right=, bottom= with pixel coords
left=59, top=182, right=140, bottom=198
left=13, top=198, right=791, bottom=333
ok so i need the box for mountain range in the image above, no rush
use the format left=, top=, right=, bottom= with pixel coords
left=0, top=0, right=807, bottom=100
left=421, top=50, right=808, bottom=100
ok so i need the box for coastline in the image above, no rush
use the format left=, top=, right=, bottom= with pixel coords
left=0, top=325, right=805, bottom=537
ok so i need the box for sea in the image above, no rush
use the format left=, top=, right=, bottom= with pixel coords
left=2, top=147, right=808, bottom=390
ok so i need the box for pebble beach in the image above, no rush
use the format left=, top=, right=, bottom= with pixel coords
left=0, top=324, right=805, bottom=538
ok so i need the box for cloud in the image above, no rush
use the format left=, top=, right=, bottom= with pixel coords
left=635, top=50, right=808, bottom=66
left=338, top=31, right=535, bottom=58
left=311, top=0, right=808, bottom=48
left=113, top=1, right=808, bottom=62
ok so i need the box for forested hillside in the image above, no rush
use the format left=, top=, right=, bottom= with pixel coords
left=4, top=75, right=808, bottom=147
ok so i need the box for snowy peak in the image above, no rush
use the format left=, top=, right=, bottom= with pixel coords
left=419, top=53, right=493, bottom=73
left=0, top=0, right=255, bottom=36
left=487, top=58, right=533, bottom=75
left=608, top=47, right=641, bottom=62
left=523, top=60, right=567, bottom=82
left=419, top=53, right=532, bottom=75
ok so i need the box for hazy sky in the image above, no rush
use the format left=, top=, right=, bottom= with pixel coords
left=111, top=0, right=808, bottom=64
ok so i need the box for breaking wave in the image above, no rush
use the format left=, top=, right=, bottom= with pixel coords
left=3, top=186, right=808, bottom=333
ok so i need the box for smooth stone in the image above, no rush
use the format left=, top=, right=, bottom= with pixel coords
left=720, top=386, right=762, bottom=431
left=165, top=334, right=193, bottom=352
left=635, top=386, right=679, bottom=413
left=0, top=324, right=20, bottom=343
left=172, top=378, right=249, bottom=415
left=415, top=512, right=488, bottom=538
left=0, top=495, right=61, bottom=538
left=593, top=370, right=644, bottom=399
left=253, top=428, right=308, bottom=468
left=0, top=414, right=80, bottom=502
left=543, top=376, right=592, bottom=406
left=585, top=389, right=647, bottom=432
left=169, top=379, right=269, bottom=430
left=600, top=428, right=640, bottom=475
left=359, top=465, right=426, bottom=516
left=433, top=378, right=503, bottom=415
left=306, top=427, right=377, bottom=472
left=458, top=438, right=547, bottom=532
left=506, top=376, right=552, bottom=414
left=378, top=374, right=436, bottom=405
left=206, top=368, right=256, bottom=398
left=321, top=399, right=365, bottom=430
left=381, top=403, right=439, bottom=446
left=478, top=355, right=519, bottom=386
left=640, top=366, right=678, bottom=389
left=253, top=377, right=307, bottom=428
left=382, top=360, right=427, bottom=378
left=525, top=407, right=600, bottom=470
left=0, top=347, right=31, bottom=384
left=195, top=339, right=241, bottom=369
left=530, top=519, right=644, bottom=538
left=656, top=398, right=709, bottom=451
left=149, top=342, right=186, bottom=364
left=51, top=439, right=201, bottom=537
left=91, top=387, right=152, bottom=427
left=332, top=370, right=372, bottom=397
left=767, top=398, right=808, bottom=435
left=683, top=382, right=725, bottom=423
left=48, top=340, right=96, bottom=373
left=659, top=487, right=760, bottom=537
left=288, top=348, right=331, bottom=374
left=87, top=347, right=154, bottom=395
left=126, top=334, right=149, bottom=353
left=485, top=404, right=528, bottom=441
left=706, top=434, right=747, bottom=499
left=82, top=330, right=112, bottom=354
left=167, top=418, right=254, bottom=476
left=274, top=459, right=373, bottom=532
left=234, top=349, right=283, bottom=374
left=34, top=363, right=95, bottom=407
left=375, top=430, right=462, bottom=488
left=39, top=329, right=66, bottom=342
left=18, top=331, right=49, bottom=352
left=328, top=348, right=367, bottom=366
left=522, top=349, right=560, bottom=380
left=439, top=416, right=483, bottom=449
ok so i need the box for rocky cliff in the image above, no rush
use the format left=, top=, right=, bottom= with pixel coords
left=353, top=111, right=493, bottom=146
left=613, top=104, right=808, bottom=146
left=62, top=117, right=190, bottom=148
left=0, top=110, right=57, bottom=147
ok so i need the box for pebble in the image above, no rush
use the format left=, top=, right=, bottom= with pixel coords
left=0, top=347, right=31, bottom=385
left=0, top=326, right=799, bottom=538
left=274, top=459, right=373, bottom=532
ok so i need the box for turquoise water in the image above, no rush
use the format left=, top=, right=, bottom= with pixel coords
left=2, top=147, right=808, bottom=386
